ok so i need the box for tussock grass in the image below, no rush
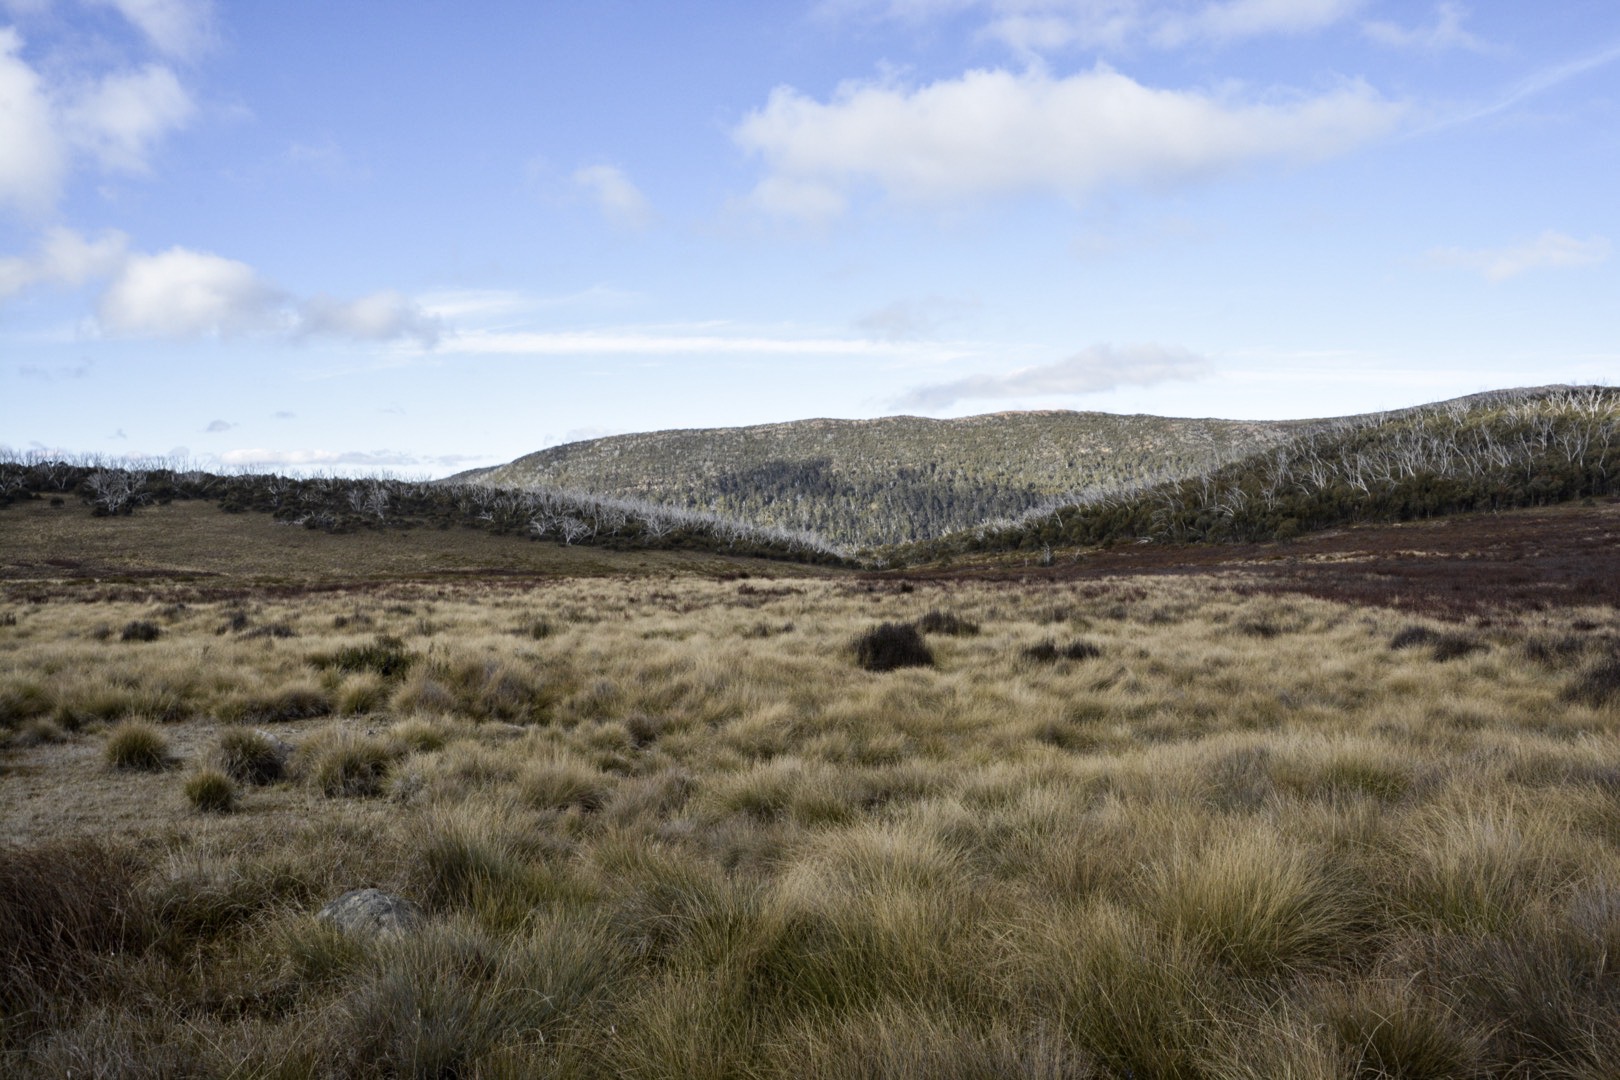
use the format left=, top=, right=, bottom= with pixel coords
left=296, top=728, right=397, bottom=797
left=103, top=720, right=171, bottom=770
left=4, top=573, right=1620, bottom=1074
left=213, top=726, right=286, bottom=784
left=183, top=767, right=237, bottom=813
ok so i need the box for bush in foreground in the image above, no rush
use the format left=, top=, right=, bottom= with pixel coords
left=852, top=623, right=934, bottom=672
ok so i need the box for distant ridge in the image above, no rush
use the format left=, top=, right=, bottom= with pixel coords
left=451, top=411, right=1308, bottom=548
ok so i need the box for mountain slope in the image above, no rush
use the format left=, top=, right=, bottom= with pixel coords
left=895, top=385, right=1620, bottom=565
left=454, top=411, right=1306, bottom=548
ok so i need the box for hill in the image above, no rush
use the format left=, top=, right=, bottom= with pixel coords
left=892, top=385, right=1620, bottom=565
left=452, top=411, right=1306, bottom=549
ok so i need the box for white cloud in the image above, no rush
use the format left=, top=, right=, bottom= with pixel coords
left=1425, top=231, right=1612, bottom=282
left=64, top=63, right=195, bottom=174
left=572, top=164, right=653, bottom=228
left=0, top=28, right=64, bottom=214
left=298, top=291, right=441, bottom=347
left=0, top=229, right=443, bottom=345
left=88, top=0, right=216, bottom=59
left=0, top=27, right=195, bottom=214
left=824, top=0, right=1365, bottom=53
left=0, top=226, right=128, bottom=297
left=1363, top=2, right=1486, bottom=52
left=98, top=247, right=280, bottom=337
left=203, top=419, right=234, bottom=432
left=446, top=326, right=947, bottom=357
left=893, top=343, right=1210, bottom=409
left=735, top=66, right=1403, bottom=217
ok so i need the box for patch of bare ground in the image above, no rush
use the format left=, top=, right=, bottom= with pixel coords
left=903, top=499, right=1620, bottom=619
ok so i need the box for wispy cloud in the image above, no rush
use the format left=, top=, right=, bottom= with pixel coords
left=1433, top=40, right=1620, bottom=130
left=894, top=343, right=1211, bottom=409
left=573, top=164, right=653, bottom=229
left=735, top=66, right=1403, bottom=218
left=444, top=326, right=963, bottom=358
left=821, top=0, right=1365, bottom=54
left=1424, top=231, right=1611, bottom=282
left=1363, top=2, right=1489, bottom=52
left=203, top=419, right=235, bottom=433
left=855, top=295, right=979, bottom=341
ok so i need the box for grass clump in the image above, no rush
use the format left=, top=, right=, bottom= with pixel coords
left=853, top=622, right=934, bottom=672
left=1021, top=639, right=1102, bottom=663
left=0, top=839, right=148, bottom=1023
left=221, top=683, right=332, bottom=724
left=213, top=727, right=286, bottom=784
left=104, top=721, right=171, bottom=771
left=183, top=768, right=237, bottom=813
left=916, top=609, right=980, bottom=636
left=119, top=619, right=161, bottom=642
left=300, top=730, right=396, bottom=797
left=1564, top=653, right=1620, bottom=708
left=313, top=634, right=415, bottom=679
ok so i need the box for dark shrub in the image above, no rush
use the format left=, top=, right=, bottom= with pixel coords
left=1431, top=634, right=1486, bottom=662
left=917, top=610, right=980, bottom=636
left=853, top=622, right=934, bottom=672
left=119, top=620, right=161, bottom=643
left=1565, top=655, right=1620, bottom=708
left=1390, top=626, right=1441, bottom=651
left=313, top=634, right=414, bottom=678
left=1523, top=634, right=1587, bottom=667
left=1022, top=639, right=1103, bottom=663
left=241, top=622, right=298, bottom=640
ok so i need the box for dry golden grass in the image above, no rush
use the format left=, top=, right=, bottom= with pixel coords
left=3, top=556, right=1620, bottom=1076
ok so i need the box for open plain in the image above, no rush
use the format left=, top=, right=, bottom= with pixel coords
left=4, top=498, right=1620, bottom=1077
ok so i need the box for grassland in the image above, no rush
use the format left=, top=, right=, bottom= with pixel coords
left=4, top=506, right=1620, bottom=1077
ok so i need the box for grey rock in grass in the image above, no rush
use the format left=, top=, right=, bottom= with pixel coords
left=316, top=888, right=424, bottom=937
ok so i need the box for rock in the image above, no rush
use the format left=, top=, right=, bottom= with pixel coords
left=316, top=888, right=424, bottom=937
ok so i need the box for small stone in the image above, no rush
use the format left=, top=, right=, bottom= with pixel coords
left=316, top=888, right=424, bottom=937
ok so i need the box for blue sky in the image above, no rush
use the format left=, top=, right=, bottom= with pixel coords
left=1, top=0, right=1616, bottom=475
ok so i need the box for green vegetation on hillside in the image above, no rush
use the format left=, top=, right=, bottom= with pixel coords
left=0, top=457, right=846, bottom=566
left=894, top=386, right=1620, bottom=565
left=456, top=411, right=1303, bottom=548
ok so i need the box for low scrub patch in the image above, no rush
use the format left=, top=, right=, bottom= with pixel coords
left=1021, top=639, right=1102, bottom=663
left=1564, top=653, right=1620, bottom=708
left=853, top=623, right=934, bottom=672
left=220, top=683, right=332, bottom=724
left=916, top=609, right=980, bottom=636
left=312, top=635, right=415, bottom=679
left=118, top=620, right=161, bottom=642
